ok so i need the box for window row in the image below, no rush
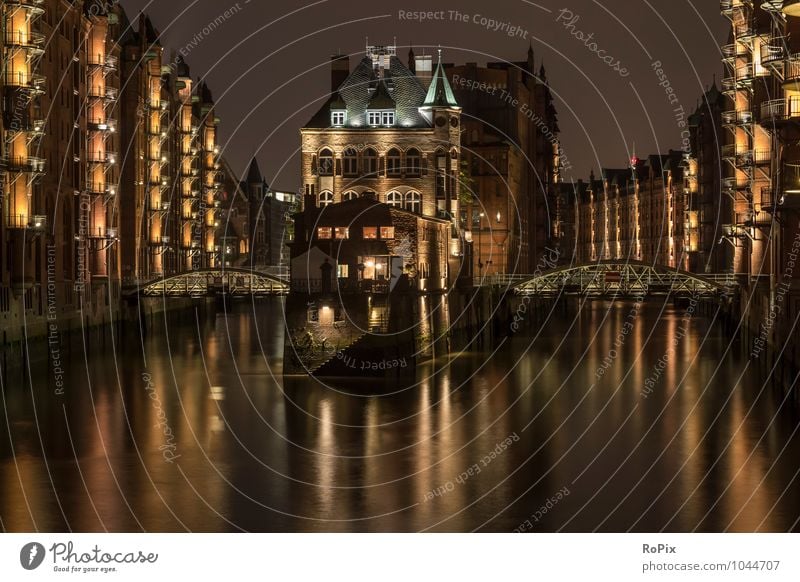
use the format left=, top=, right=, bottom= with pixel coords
left=330, top=110, right=396, bottom=127
left=316, top=148, right=422, bottom=177
left=317, top=226, right=395, bottom=240
left=319, top=190, right=422, bottom=213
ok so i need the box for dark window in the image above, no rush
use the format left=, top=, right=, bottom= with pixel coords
left=343, top=148, right=358, bottom=176
left=319, top=148, right=334, bottom=176
left=363, top=148, right=378, bottom=177
left=387, top=148, right=401, bottom=177
left=406, top=149, right=421, bottom=176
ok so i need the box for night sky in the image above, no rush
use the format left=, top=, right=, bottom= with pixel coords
left=117, top=0, right=728, bottom=190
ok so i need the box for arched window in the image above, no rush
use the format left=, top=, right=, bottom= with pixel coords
left=386, top=191, right=403, bottom=208
left=342, top=190, right=357, bottom=201
left=406, top=148, right=421, bottom=177
left=363, top=148, right=378, bottom=177
left=343, top=148, right=358, bottom=176
left=319, top=190, right=334, bottom=207
left=386, top=148, right=401, bottom=177
left=405, top=191, right=421, bottom=214
left=318, top=148, right=334, bottom=176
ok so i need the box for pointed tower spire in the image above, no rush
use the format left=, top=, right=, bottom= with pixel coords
left=246, top=157, right=262, bottom=185
left=527, top=42, right=535, bottom=73
left=422, top=47, right=458, bottom=108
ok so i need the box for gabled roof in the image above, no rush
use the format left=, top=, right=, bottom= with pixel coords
left=422, top=50, right=459, bottom=108
left=245, top=157, right=263, bottom=185
left=303, top=54, right=430, bottom=128
left=368, top=80, right=396, bottom=110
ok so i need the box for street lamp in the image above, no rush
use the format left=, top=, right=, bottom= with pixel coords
left=478, top=211, right=485, bottom=277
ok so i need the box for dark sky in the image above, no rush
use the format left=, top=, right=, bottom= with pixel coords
left=118, top=0, right=729, bottom=190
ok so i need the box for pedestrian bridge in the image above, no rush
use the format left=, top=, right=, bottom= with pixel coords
left=133, top=268, right=289, bottom=297
left=475, top=261, right=736, bottom=297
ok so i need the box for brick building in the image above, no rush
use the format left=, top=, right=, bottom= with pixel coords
left=445, top=47, right=561, bottom=275
left=294, top=43, right=464, bottom=292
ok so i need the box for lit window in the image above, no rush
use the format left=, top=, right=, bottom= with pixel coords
left=334, top=227, right=349, bottom=239
left=319, top=191, right=334, bottom=207
left=382, top=111, right=395, bottom=126
left=337, top=264, right=349, bottom=278
left=317, top=227, right=332, bottom=239
left=362, top=227, right=378, bottom=239
left=331, top=111, right=346, bottom=126
left=386, top=191, right=402, bottom=208
left=405, top=191, right=421, bottom=214
left=380, top=226, right=395, bottom=239
left=368, top=111, right=382, bottom=126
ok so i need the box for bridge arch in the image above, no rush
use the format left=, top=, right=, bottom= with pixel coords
left=511, top=260, right=734, bottom=297
left=133, top=268, right=289, bottom=297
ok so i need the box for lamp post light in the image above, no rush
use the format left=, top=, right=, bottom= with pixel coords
left=478, top=211, right=485, bottom=277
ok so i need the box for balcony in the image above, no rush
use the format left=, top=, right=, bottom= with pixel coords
left=5, top=213, right=46, bottom=230
left=5, top=155, right=45, bottom=173
left=735, top=64, right=754, bottom=84
left=759, top=96, right=800, bottom=125
left=753, top=149, right=771, bottom=165
left=721, top=144, right=748, bottom=159
left=785, top=54, right=800, bottom=83
left=87, top=118, right=117, bottom=132
left=723, top=176, right=750, bottom=190
left=723, top=43, right=748, bottom=59
left=722, top=109, right=753, bottom=125
left=4, top=30, right=45, bottom=54
left=736, top=210, right=773, bottom=226
left=760, top=39, right=786, bottom=65
left=761, top=0, right=784, bottom=11
left=2, top=71, right=45, bottom=93
left=87, top=182, right=109, bottom=195
left=734, top=23, right=754, bottom=39
left=721, top=75, right=737, bottom=92
left=3, top=0, right=45, bottom=16
left=88, top=86, right=118, bottom=101
left=87, top=54, right=118, bottom=71
left=87, top=151, right=116, bottom=165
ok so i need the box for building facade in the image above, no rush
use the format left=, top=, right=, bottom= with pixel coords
left=294, top=43, right=464, bottom=292
left=0, top=3, right=238, bottom=344
left=445, top=48, right=561, bottom=275
left=724, top=0, right=800, bottom=370
left=119, top=15, right=223, bottom=283
left=572, top=152, right=689, bottom=269
left=244, top=156, right=295, bottom=269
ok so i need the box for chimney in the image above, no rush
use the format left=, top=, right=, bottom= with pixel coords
left=415, top=55, right=433, bottom=89
left=330, top=54, right=350, bottom=92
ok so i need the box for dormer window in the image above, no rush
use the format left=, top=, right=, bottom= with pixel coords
left=367, top=110, right=395, bottom=127
left=331, top=110, right=346, bottom=126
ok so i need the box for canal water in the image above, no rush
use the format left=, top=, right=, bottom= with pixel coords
left=1, top=297, right=799, bottom=532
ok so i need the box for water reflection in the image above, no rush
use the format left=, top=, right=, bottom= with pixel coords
left=0, top=298, right=798, bottom=532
